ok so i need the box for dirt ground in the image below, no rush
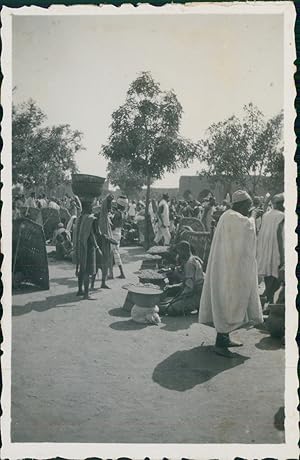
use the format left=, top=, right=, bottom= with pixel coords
left=11, top=246, right=285, bottom=444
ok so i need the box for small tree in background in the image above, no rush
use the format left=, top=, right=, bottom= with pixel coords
left=12, top=99, right=84, bottom=191
left=101, top=71, right=197, bottom=248
left=198, top=103, right=284, bottom=195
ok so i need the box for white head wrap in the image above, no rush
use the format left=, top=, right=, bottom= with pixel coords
left=232, top=190, right=252, bottom=204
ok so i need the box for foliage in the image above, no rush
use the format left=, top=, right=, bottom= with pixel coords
left=101, top=71, right=197, bottom=247
left=107, top=158, right=149, bottom=198
left=197, top=103, right=284, bottom=194
left=12, top=99, right=84, bottom=190
left=101, top=72, right=197, bottom=179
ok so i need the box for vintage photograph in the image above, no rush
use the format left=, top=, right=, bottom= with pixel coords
left=1, top=2, right=298, bottom=459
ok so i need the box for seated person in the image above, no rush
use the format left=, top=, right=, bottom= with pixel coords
left=53, top=223, right=72, bottom=260
left=159, top=240, right=204, bottom=316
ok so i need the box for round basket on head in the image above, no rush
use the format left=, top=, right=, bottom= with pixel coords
left=71, top=174, right=105, bottom=200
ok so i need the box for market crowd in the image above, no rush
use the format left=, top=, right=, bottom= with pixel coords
left=13, top=187, right=285, bottom=358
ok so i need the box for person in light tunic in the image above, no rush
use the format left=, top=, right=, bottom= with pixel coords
left=256, top=193, right=284, bottom=304
left=154, top=193, right=171, bottom=246
left=199, top=190, right=263, bottom=357
left=111, top=196, right=128, bottom=279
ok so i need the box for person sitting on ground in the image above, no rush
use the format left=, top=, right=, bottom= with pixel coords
left=53, top=222, right=72, bottom=260
left=159, top=240, right=204, bottom=316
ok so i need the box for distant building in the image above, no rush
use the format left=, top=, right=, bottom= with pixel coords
left=179, top=175, right=273, bottom=202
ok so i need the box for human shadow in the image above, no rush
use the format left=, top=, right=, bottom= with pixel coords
left=108, top=307, right=131, bottom=318
left=12, top=292, right=82, bottom=317
left=152, top=345, right=249, bottom=391
left=109, top=319, right=148, bottom=331
left=255, top=335, right=283, bottom=351
left=160, top=314, right=198, bottom=332
left=274, top=406, right=285, bottom=431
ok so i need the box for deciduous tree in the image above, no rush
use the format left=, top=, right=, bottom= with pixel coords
left=12, top=99, right=84, bottom=191
left=101, top=71, right=197, bottom=247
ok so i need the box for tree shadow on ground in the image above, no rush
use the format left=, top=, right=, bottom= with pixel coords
left=12, top=292, right=82, bottom=317
left=152, top=345, right=249, bottom=391
left=108, top=307, right=131, bottom=318
left=255, top=335, right=283, bottom=350
left=160, top=314, right=198, bottom=332
left=274, top=406, right=285, bottom=431
left=109, top=319, right=149, bottom=331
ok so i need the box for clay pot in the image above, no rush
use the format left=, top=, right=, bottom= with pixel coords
left=266, top=304, right=285, bottom=338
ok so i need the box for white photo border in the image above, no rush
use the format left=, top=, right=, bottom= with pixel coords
left=1, top=2, right=298, bottom=459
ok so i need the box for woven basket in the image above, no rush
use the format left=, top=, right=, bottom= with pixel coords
left=72, top=174, right=105, bottom=199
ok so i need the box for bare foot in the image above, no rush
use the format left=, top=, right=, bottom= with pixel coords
left=117, top=274, right=126, bottom=279
left=76, top=291, right=84, bottom=296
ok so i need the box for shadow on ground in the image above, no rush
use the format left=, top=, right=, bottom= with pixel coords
left=12, top=292, right=82, bottom=316
left=109, top=319, right=149, bottom=331
left=50, top=277, right=78, bottom=289
left=274, top=406, right=285, bottom=431
left=13, top=285, right=45, bottom=296
left=120, top=246, right=145, bottom=265
left=108, top=307, right=131, bottom=318
left=255, top=335, right=283, bottom=350
left=160, top=314, right=198, bottom=332
left=152, top=345, right=249, bottom=391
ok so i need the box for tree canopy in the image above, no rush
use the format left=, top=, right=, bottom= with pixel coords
left=101, top=71, right=197, bottom=180
left=100, top=71, right=197, bottom=247
left=197, top=103, right=284, bottom=194
left=12, top=99, right=84, bottom=190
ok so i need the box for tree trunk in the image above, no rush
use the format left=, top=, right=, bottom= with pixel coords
left=144, top=171, right=151, bottom=250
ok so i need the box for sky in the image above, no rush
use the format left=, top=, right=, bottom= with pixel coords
left=12, top=12, right=284, bottom=188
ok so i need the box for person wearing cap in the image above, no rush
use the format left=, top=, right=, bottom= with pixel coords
left=256, top=193, right=284, bottom=305
left=110, top=196, right=128, bottom=279
left=199, top=190, right=263, bottom=357
left=154, top=193, right=171, bottom=246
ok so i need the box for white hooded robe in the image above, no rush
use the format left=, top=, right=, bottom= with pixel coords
left=199, top=209, right=263, bottom=333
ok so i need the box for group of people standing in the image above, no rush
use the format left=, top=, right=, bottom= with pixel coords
left=73, top=195, right=128, bottom=299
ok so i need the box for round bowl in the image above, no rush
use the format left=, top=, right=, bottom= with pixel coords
left=127, top=285, right=163, bottom=308
left=72, top=174, right=105, bottom=199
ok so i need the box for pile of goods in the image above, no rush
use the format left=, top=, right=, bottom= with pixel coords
left=140, top=254, right=162, bottom=270
left=138, top=269, right=167, bottom=289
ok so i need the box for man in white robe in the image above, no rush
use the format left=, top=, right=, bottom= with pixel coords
left=257, top=193, right=284, bottom=304
left=199, top=190, right=263, bottom=357
left=154, top=193, right=171, bottom=245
